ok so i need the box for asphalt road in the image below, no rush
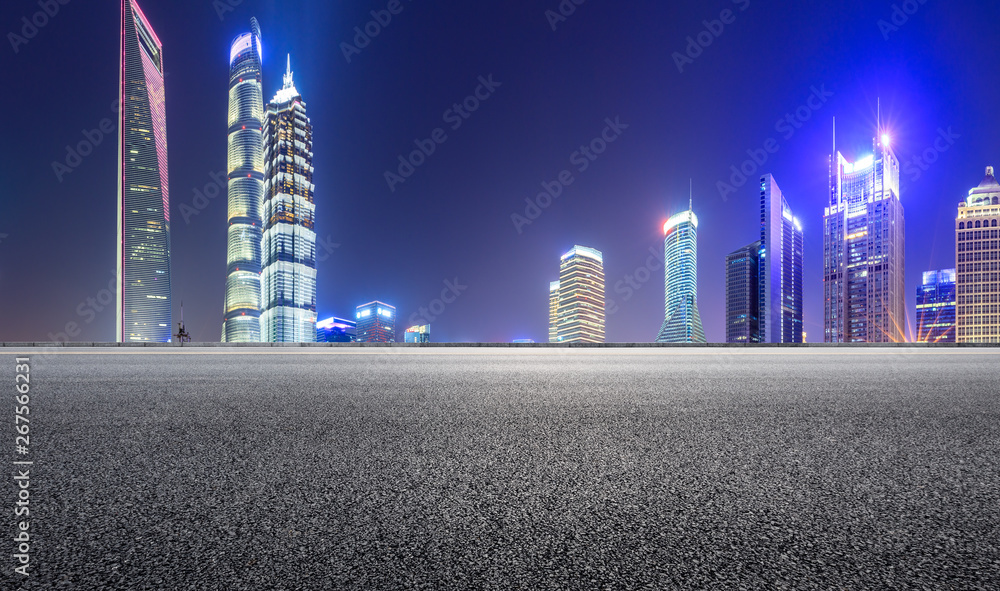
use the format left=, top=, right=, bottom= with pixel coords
left=3, top=348, right=999, bottom=589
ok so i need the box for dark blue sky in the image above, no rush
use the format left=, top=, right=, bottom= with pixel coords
left=1, top=0, right=996, bottom=342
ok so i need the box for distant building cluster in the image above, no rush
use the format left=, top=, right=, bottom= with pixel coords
left=116, top=1, right=999, bottom=344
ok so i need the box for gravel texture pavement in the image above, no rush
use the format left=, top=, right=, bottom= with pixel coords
left=2, top=348, right=999, bottom=590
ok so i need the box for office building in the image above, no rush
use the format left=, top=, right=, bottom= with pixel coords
left=548, top=281, right=560, bottom=342
left=404, top=325, right=431, bottom=343
left=657, top=205, right=706, bottom=343
left=916, top=269, right=956, bottom=343
left=118, top=0, right=171, bottom=342
left=725, top=241, right=760, bottom=343
left=556, top=246, right=605, bottom=343
left=824, top=127, right=905, bottom=342
left=316, top=316, right=356, bottom=343
left=222, top=19, right=265, bottom=342
left=759, top=175, right=803, bottom=343
left=356, top=301, right=395, bottom=343
left=956, top=166, right=1000, bottom=343
left=260, top=56, right=317, bottom=342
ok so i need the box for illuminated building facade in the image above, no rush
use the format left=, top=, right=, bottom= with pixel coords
left=956, top=166, right=1000, bottom=343
left=725, top=241, right=760, bottom=343
left=657, top=209, right=706, bottom=343
left=759, top=174, right=803, bottom=343
left=823, top=131, right=905, bottom=342
left=356, top=301, right=396, bottom=343
left=118, top=0, right=171, bottom=342
left=316, top=316, right=356, bottom=343
left=917, top=269, right=956, bottom=343
left=404, top=325, right=431, bottom=343
left=556, top=246, right=605, bottom=343
left=261, top=56, right=317, bottom=342
left=548, top=280, right=560, bottom=342
left=222, top=19, right=265, bottom=342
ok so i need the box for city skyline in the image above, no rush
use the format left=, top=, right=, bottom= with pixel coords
left=2, top=1, right=997, bottom=343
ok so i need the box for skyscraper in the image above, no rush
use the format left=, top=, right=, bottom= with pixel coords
left=260, top=56, right=317, bottom=342
left=356, top=301, right=396, bottom=343
left=222, top=19, right=265, bottom=342
left=548, top=280, right=560, bottom=342
left=316, top=316, right=356, bottom=343
left=759, top=174, right=803, bottom=343
left=956, top=166, right=1000, bottom=343
left=556, top=246, right=605, bottom=343
left=657, top=204, right=706, bottom=343
left=824, top=125, right=905, bottom=342
left=118, top=0, right=171, bottom=342
left=405, top=325, right=431, bottom=343
left=725, top=241, right=760, bottom=343
left=917, top=269, right=956, bottom=343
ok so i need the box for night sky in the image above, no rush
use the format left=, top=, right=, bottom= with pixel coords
left=1, top=0, right=997, bottom=343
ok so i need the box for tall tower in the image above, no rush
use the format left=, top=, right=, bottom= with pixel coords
left=725, top=241, right=760, bottom=343
left=260, top=56, right=317, bottom=342
left=117, top=0, right=171, bottom=342
left=222, top=19, right=265, bottom=342
left=657, top=201, right=706, bottom=343
left=356, top=301, right=395, bottom=343
left=548, top=280, right=560, bottom=342
left=759, top=174, right=803, bottom=343
left=824, top=123, right=905, bottom=342
left=956, top=167, right=1000, bottom=343
left=556, top=246, right=605, bottom=343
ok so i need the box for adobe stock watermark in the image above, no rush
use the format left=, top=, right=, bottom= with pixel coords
left=716, top=84, right=833, bottom=201
left=604, top=244, right=664, bottom=316
left=384, top=74, right=502, bottom=192
left=51, top=99, right=121, bottom=183
left=408, top=278, right=468, bottom=326
left=902, top=127, right=959, bottom=182
left=545, top=0, right=587, bottom=31
left=7, top=0, right=71, bottom=54
left=341, top=0, right=414, bottom=63
left=212, top=0, right=246, bottom=21
left=316, top=235, right=341, bottom=263
left=878, top=0, right=929, bottom=41
left=511, top=116, right=628, bottom=234
left=672, top=0, right=750, bottom=73
left=178, top=170, right=226, bottom=225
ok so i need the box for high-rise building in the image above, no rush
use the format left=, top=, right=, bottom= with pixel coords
left=356, top=301, right=396, bottom=343
left=222, top=19, right=265, bottom=342
left=759, top=174, right=803, bottom=343
left=118, top=0, right=171, bottom=342
left=917, top=269, right=956, bottom=343
left=260, top=56, right=317, bottom=342
left=404, top=325, right=431, bottom=343
left=316, top=316, right=356, bottom=343
left=556, top=246, right=605, bottom=343
left=657, top=206, right=706, bottom=343
left=726, top=241, right=760, bottom=343
left=824, top=127, right=905, bottom=342
left=956, top=166, right=1000, bottom=343
left=548, top=280, right=560, bottom=342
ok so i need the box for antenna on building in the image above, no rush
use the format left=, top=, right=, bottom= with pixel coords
left=877, top=97, right=882, bottom=146
left=283, top=54, right=293, bottom=89
left=832, top=116, right=836, bottom=160
left=689, top=178, right=693, bottom=211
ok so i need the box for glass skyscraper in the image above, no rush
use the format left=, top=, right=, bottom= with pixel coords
left=222, top=19, right=265, bottom=342
left=917, top=269, right=956, bottom=343
left=657, top=208, right=705, bottom=343
left=725, top=241, right=760, bottom=343
left=759, top=174, right=803, bottom=343
left=556, top=246, right=605, bottom=343
left=260, top=56, right=317, bottom=342
left=824, top=129, right=905, bottom=342
left=316, top=316, right=356, bottom=343
left=117, top=0, right=171, bottom=343
left=548, top=280, right=560, bottom=342
left=956, top=166, right=1000, bottom=343
left=356, top=301, right=396, bottom=343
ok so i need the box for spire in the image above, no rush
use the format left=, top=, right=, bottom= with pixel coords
left=283, top=54, right=293, bottom=89
left=689, top=179, right=693, bottom=211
